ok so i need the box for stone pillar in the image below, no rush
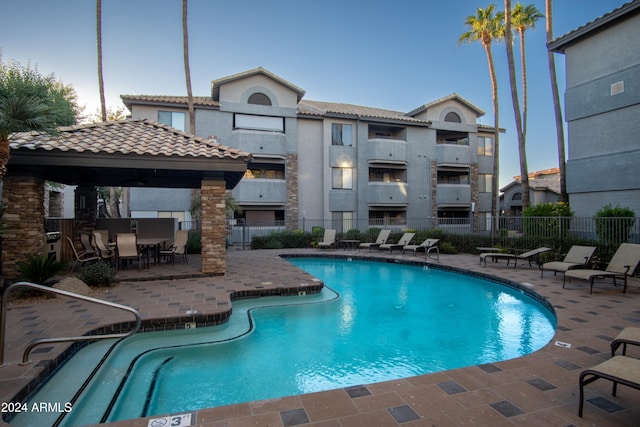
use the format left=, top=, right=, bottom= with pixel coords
left=74, top=186, right=98, bottom=233
left=470, top=162, right=480, bottom=232
left=200, top=178, right=226, bottom=275
left=285, top=153, right=299, bottom=230
left=1, top=176, right=46, bottom=279
left=430, top=160, right=438, bottom=222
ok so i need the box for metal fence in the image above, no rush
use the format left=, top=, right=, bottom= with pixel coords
left=181, top=217, right=639, bottom=257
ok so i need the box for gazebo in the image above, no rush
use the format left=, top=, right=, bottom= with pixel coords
left=3, top=119, right=251, bottom=278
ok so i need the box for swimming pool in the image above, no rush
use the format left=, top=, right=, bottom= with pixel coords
left=12, top=257, right=556, bottom=426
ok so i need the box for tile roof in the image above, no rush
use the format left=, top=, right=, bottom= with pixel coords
left=9, top=119, right=250, bottom=160
left=407, top=93, right=485, bottom=117
left=548, top=0, right=640, bottom=53
left=211, top=67, right=306, bottom=102
left=297, top=100, right=429, bottom=125
left=120, top=95, right=219, bottom=109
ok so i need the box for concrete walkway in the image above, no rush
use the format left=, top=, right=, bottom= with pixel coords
left=1, top=249, right=639, bottom=426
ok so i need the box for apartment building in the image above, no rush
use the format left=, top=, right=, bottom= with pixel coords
left=122, top=68, right=498, bottom=231
left=549, top=0, right=640, bottom=216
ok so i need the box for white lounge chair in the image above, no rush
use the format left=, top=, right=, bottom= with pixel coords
left=316, top=229, right=336, bottom=250
left=359, top=229, right=391, bottom=252
left=402, top=238, right=439, bottom=260
left=379, top=233, right=415, bottom=253
left=480, top=247, right=551, bottom=268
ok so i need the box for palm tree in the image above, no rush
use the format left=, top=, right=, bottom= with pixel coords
left=183, top=0, right=195, bottom=134
left=459, top=4, right=503, bottom=223
left=546, top=0, right=567, bottom=202
left=502, top=0, right=530, bottom=210
left=511, top=2, right=543, bottom=139
left=96, top=0, right=107, bottom=122
left=0, top=61, right=77, bottom=181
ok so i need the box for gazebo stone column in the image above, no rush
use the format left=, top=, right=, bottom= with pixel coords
left=1, top=175, right=46, bottom=279
left=200, top=178, right=227, bottom=275
left=74, top=186, right=98, bottom=234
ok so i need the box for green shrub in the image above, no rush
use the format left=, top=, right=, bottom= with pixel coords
left=362, top=228, right=382, bottom=243
left=79, top=261, right=116, bottom=287
left=251, top=230, right=312, bottom=249
left=522, top=202, right=573, bottom=238
left=16, top=254, right=66, bottom=285
left=186, top=231, right=201, bottom=253
left=595, top=204, right=635, bottom=245
left=311, top=226, right=325, bottom=245
left=343, top=228, right=361, bottom=240
left=438, top=241, right=457, bottom=254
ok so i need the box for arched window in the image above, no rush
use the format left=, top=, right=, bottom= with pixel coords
left=248, top=92, right=272, bottom=106
left=512, top=192, right=522, bottom=201
left=444, top=112, right=461, bottom=123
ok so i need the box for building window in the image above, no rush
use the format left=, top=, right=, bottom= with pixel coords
left=369, top=167, right=407, bottom=183
left=158, top=111, right=185, bottom=131
left=332, top=168, right=353, bottom=189
left=437, top=167, right=470, bottom=184
left=436, top=130, right=468, bottom=145
left=331, top=123, right=353, bottom=146
left=234, top=114, right=284, bottom=132
left=248, top=92, right=272, bottom=105
left=243, top=163, right=285, bottom=180
left=369, top=210, right=406, bottom=226
left=332, top=211, right=354, bottom=232
left=512, top=192, right=522, bottom=201
left=478, top=136, right=493, bottom=156
left=444, top=112, right=461, bottom=123
left=479, top=174, right=493, bottom=192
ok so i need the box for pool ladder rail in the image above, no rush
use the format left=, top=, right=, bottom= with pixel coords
left=0, top=281, right=142, bottom=367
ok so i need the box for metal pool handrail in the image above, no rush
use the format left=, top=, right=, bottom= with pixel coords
left=1, top=281, right=142, bottom=367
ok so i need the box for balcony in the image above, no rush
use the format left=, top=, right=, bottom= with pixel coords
left=233, top=131, right=287, bottom=157
left=436, top=184, right=471, bottom=205
left=366, top=139, right=407, bottom=164
left=233, top=179, right=286, bottom=204
left=435, top=144, right=471, bottom=165
left=367, top=182, right=409, bottom=205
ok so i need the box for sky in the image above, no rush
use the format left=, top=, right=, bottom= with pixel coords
left=0, top=0, right=629, bottom=188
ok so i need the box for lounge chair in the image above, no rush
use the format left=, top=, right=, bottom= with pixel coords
left=479, top=247, right=552, bottom=268
left=402, top=238, right=439, bottom=260
left=359, top=229, right=391, bottom=252
left=316, top=229, right=337, bottom=250
left=611, top=327, right=640, bottom=357
left=540, top=245, right=597, bottom=278
left=578, top=355, right=640, bottom=417
left=379, top=233, right=415, bottom=253
left=563, top=243, right=640, bottom=294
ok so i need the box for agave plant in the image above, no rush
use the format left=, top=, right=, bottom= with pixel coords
left=15, top=254, right=67, bottom=285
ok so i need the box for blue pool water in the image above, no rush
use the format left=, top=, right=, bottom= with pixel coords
left=13, top=258, right=556, bottom=426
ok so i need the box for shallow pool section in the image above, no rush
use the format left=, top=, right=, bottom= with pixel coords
left=13, top=258, right=556, bottom=426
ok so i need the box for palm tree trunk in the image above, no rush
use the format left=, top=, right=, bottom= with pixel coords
left=484, top=44, right=500, bottom=223
left=504, top=0, right=530, bottom=210
left=546, top=0, right=567, bottom=203
left=96, top=0, right=107, bottom=122
left=183, top=0, right=195, bottom=134
left=519, top=28, right=528, bottom=138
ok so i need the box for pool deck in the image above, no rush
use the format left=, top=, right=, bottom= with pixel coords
left=2, top=248, right=640, bottom=427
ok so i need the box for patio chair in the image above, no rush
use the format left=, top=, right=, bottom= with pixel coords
left=65, top=237, right=99, bottom=272
left=160, top=230, right=189, bottom=264
left=116, top=233, right=146, bottom=271
left=316, top=229, right=337, bottom=250
left=611, top=327, right=640, bottom=357
left=359, top=230, right=391, bottom=252
left=540, top=245, right=597, bottom=278
left=578, top=355, right=640, bottom=417
left=379, top=233, right=415, bottom=253
left=79, top=231, right=97, bottom=257
left=563, top=243, right=640, bottom=294
left=402, top=238, right=439, bottom=260
left=92, top=231, right=115, bottom=266
left=479, top=247, right=552, bottom=268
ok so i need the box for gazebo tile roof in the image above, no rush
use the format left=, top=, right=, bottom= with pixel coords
left=10, top=119, right=250, bottom=160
